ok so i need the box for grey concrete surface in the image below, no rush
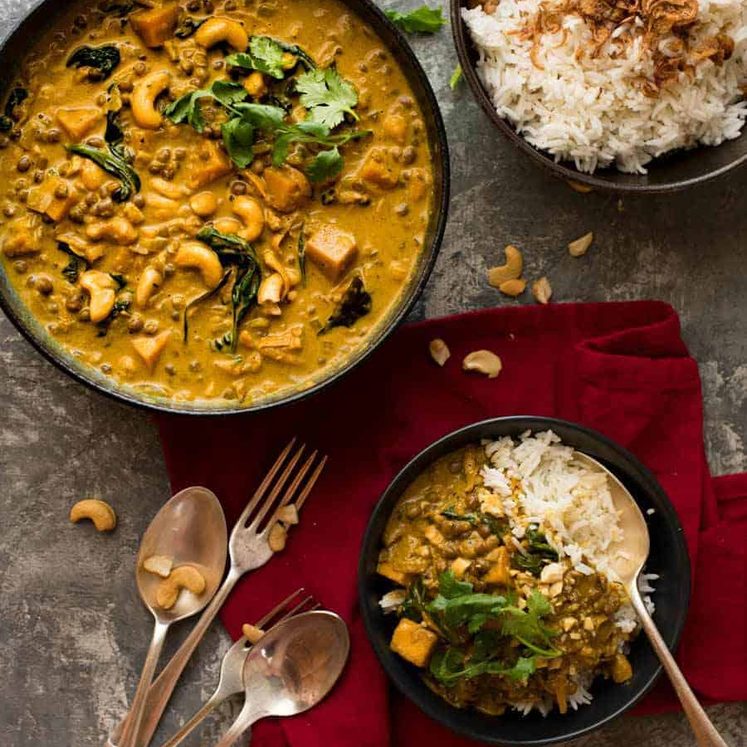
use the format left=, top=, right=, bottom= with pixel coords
left=0, top=0, right=745, bottom=745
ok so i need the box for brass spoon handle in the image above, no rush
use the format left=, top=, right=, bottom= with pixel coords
left=631, top=591, right=730, bottom=747
left=117, top=620, right=169, bottom=747
left=106, top=568, right=240, bottom=747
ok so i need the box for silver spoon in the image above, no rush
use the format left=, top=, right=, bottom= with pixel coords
left=118, top=486, right=227, bottom=747
left=574, top=453, right=730, bottom=747
left=213, top=610, right=350, bottom=747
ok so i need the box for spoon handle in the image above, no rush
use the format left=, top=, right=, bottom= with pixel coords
left=631, top=591, right=730, bottom=747
left=118, top=619, right=170, bottom=747
left=213, top=699, right=262, bottom=747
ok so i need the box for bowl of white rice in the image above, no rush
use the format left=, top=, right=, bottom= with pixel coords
left=359, top=416, right=690, bottom=744
left=451, top=0, right=747, bottom=191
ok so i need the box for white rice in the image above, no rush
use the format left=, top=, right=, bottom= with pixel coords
left=462, top=0, right=747, bottom=173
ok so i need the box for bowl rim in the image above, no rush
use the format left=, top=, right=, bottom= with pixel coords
left=358, top=415, right=692, bottom=745
left=0, top=0, right=450, bottom=416
left=449, top=0, right=747, bottom=194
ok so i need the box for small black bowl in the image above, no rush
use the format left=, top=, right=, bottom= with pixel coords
left=450, top=0, right=747, bottom=193
left=358, top=416, right=691, bottom=745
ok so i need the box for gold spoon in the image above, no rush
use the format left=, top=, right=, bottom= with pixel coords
left=118, top=486, right=227, bottom=747
left=574, top=453, right=730, bottom=747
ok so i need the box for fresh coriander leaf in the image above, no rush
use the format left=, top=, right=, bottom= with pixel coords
left=499, top=591, right=560, bottom=657
left=210, top=80, right=250, bottom=107
left=429, top=646, right=538, bottom=685
left=296, top=67, right=358, bottom=128
left=449, top=64, right=463, bottom=90
left=385, top=5, right=446, bottom=34
left=233, top=102, right=287, bottom=130
left=163, top=90, right=210, bottom=132
left=438, top=570, right=474, bottom=599
left=249, top=35, right=285, bottom=78
left=306, top=146, right=343, bottom=182
left=68, top=143, right=140, bottom=202
left=221, top=115, right=255, bottom=168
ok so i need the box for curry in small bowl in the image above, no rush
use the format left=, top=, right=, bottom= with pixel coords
left=0, top=0, right=444, bottom=410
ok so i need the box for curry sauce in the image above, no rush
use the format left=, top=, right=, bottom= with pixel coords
left=0, top=0, right=433, bottom=405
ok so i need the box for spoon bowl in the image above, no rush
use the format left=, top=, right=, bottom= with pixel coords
left=215, top=610, right=350, bottom=747
left=119, top=486, right=227, bottom=747
left=135, top=486, right=228, bottom=623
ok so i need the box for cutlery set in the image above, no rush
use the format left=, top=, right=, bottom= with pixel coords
left=109, top=439, right=346, bottom=747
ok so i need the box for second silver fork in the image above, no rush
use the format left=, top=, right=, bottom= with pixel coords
left=107, top=439, right=327, bottom=747
left=159, top=588, right=320, bottom=747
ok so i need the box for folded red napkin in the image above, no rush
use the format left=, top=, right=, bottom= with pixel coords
left=156, top=301, right=747, bottom=747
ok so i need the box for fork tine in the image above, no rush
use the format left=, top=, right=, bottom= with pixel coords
left=253, top=586, right=305, bottom=629
left=274, top=594, right=317, bottom=626
left=232, top=438, right=299, bottom=531
left=248, top=445, right=308, bottom=530
left=263, top=450, right=317, bottom=529
left=295, top=455, right=328, bottom=511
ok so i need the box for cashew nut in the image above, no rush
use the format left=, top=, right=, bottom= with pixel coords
left=175, top=241, right=223, bottom=288
left=135, top=266, right=163, bottom=308
left=189, top=191, right=218, bottom=217
left=80, top=270, right=117, bottom=323
left=429, top=338, right=450, bottom=367
left=277, top=504, right=299, bottom=525
left=257, top=273, right=284, bottom=305
left=131, top=69, right=171, bottom=129
left=213, top=217, right=243, bottom=235
left=463, top=350, right=503, bottom=379
left=195, top=17, right=249, bottom=51
left=568, top=232, right=593, bottom=257
left=232, top=196, right=265, bottom=242
left=143, top=554, right=173, bottom=578
left=487, top=245, right=523, bottom=288
left=498, top=278, right=527, bottom=297
left=532, top=276, right=552, bottom=304
left=268, top=522, right=287, bottom=552
left=85, top=217, right=138, bottom=245
left=70, top=498, right=117, bottom=532
left=155, top=564, right=206, bottom=610
left=241, top=623, right=265, bottom=644
left=151, top=177, right=190, bottom=200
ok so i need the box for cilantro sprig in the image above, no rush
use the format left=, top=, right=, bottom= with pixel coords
left=420, top=571, right=560, bottom=687
left=225, top=36, right=287, bottom=79
left=385, top=5, right=446, bottom=34
left=295, top=67, right=359, bottom=128
left=164, top=78, right=368, bottom=180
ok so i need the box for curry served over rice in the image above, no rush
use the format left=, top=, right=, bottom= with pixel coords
left=0, top=0, right=433, bottom=404
left=378, top=433, right=644, bottom=716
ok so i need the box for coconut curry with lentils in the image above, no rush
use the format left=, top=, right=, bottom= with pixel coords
left=0, top=0, right=433, bottom=405
left=378, top=446, right=636, bottom=716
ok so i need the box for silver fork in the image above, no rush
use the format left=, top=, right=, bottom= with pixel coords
left=106, top=439, right=327, bottom=747
left=159, top=588, right=320, bottom=747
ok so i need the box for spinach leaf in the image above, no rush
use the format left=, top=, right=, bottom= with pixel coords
left=0, top=87, right=28, bottom=132
left=183, top=270, right=231, bottom=342
left=57, top=241, right=89, bottom=285
left=196, top=226, right=262, bottom=352
left=271, top=37, right=316, bottom=70
left=440, top=508, right=480, bottom=525
left=66, top=45, right=121, bottom=80
left=295, top=67, right=359, bottom=128
left=513, top=524, right=558, bottom=575
left=226, top=36, right=286, bottom=79
left=100, top=0, right=134, bottom=15
left=385, top=6, right=446, bottom=33
left=68, top=143, right=140, bottom=202
left=174, top=15, right=206, bottom=38
left=319, top=276, right=371, bottom=334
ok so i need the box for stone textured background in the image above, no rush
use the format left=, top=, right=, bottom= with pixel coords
left=0, top=0, right=745, bottom=744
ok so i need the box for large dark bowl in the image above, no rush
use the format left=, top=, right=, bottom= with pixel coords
left=0, top=0, right=449, bottom=415
left=451, top=0, right=747, bottom=193
left=359, top=416, right=691, bottom=745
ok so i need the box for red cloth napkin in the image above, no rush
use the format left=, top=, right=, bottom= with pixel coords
left=156, top=300, right=747, bottom=747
